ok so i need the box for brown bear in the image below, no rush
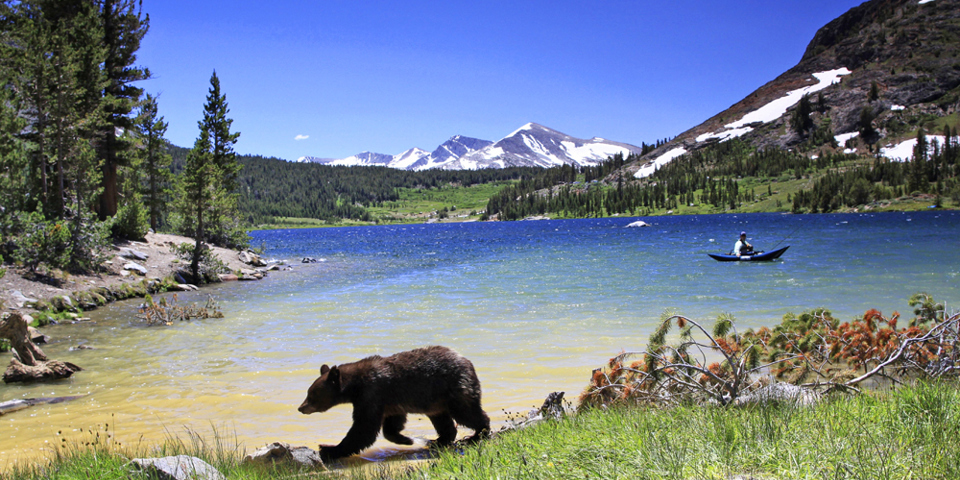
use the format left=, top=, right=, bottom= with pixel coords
left=298, top=345, right=490, bottom=461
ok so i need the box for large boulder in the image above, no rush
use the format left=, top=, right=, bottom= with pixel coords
left=11, top=291, right=37, bottom=309
left=123, top=262, right=148, bottom=276
left=238, top=250, right=267, bottom=267
left=129, top=456, right=224, bottom=480
left=118, top=247, right=149, bottom=262
left=243, top=442, right=322, bottom=468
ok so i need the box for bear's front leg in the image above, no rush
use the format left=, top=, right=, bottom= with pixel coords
left=319, top=405, right=384, bottom=462
left=382, top=414, right=414, bottom=445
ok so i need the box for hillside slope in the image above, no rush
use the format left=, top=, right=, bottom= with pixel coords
left=628, top=0, right=960, bottom=177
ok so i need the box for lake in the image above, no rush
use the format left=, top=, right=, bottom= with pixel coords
left=2, top=211, right=958, bottom=465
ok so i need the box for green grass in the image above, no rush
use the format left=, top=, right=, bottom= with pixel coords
left=8, top=381, right=960, bottom=479
left=404, top=381, right=960, bottom=480
left=367, top=182, right=512, bottom=223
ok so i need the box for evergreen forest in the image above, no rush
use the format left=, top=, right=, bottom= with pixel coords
left=484, top=127, right=960, bottom=221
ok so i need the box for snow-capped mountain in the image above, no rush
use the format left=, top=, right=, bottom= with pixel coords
left=442, top=123, right=643, bottom=170
left=407, top=135, right=493, bottom=170
left=298, top=124, right=641, bottom=171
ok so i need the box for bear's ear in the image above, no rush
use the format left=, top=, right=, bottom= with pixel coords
left=320, top=364, right=330, bottom=375
left=327, top=365, right=341, bottom=388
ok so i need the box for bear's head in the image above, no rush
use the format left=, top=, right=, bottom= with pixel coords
left=298, top=364, right=344, bottom=414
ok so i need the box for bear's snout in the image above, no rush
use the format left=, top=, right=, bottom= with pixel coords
left=298, top=401, right=317, bottom=414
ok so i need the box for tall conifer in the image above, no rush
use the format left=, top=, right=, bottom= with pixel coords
left=96, top=0, right=149, bottom=220
left=136, top=93, right=172, bottom=231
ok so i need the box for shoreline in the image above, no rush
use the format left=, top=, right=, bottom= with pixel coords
left=0, top=232, right=276, bottom=323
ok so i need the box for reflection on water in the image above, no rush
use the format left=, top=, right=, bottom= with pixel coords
left=2, top=212, right=958, bottom=466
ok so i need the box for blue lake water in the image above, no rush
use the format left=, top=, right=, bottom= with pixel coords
left=2, top=211, right=958, bottom=463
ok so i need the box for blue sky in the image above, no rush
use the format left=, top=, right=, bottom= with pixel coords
left=136, top=0, right=864, bottom=161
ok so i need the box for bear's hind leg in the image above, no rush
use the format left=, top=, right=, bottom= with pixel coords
left=451, top=402, right=490, bottom=443
left=382, top=414, right=414, bottom=445
left=428, top=413, right=457, bottom=446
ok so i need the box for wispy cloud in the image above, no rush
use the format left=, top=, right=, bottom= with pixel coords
left=294, top=134, right=309, bottom=141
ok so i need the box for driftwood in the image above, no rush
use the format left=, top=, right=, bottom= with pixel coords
left=0, top=395, right=88, bottom=416
left=0, top=312, right=82, bottom=383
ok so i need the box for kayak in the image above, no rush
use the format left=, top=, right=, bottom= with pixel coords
left=708, top=246, right=789, bottom=262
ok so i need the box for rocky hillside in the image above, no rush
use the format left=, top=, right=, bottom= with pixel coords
left=628, top=0, right=960, bottom=176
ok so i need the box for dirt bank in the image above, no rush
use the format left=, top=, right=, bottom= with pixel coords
left=1, top=232, right=264, bottom=316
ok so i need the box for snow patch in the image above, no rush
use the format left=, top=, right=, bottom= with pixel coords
left=697, top=68, right=851, bottom=143
left=880, top=135, right=948, bottom=162
left=891, top=105, right=906, bottom=111
left=919, top=0, right=935, bottom=4
left=507, top=123, right=537, bottom=138
left=634, top=147, right=687, bottom=179
left=835, top=131, right=860, bottom=145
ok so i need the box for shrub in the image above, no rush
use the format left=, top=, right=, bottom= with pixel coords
left=110, top=200, right=150, bottom=241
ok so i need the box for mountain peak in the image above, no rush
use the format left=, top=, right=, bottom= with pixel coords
left=630, top=0, right=960, bottom=178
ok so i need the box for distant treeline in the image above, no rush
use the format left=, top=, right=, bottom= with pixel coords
left=168, top=145, right=542, bottom=225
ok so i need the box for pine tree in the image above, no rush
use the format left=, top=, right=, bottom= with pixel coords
left=136, top=93, right=172, bottom=231
left=909, top=128, right=928, bottom=194
left=181, top=130, right=215, bottom=282
left=868, top=80, right=880, bottom=102
left=791, top=94, right=814, bottom=137
left=200, top=71, right=245, bottom=247
left=96, top=0, right=150, bottom=220
left=175, top=71, right=246, bottom=279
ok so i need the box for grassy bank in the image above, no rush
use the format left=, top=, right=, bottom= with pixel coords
left=250, top=182, right=510, bottom=230
left=6, top=381, right=958, bottom=479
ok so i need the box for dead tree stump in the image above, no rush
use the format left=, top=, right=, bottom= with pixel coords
left=0, top=312, right=82, bottom=383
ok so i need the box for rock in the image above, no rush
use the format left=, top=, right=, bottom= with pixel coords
left=27, top=327, right=49, bottom=344
left=626, top=220, right=651, bottom=228
left=174, top=272, right=189, bottom=284
left=123, top=262, right=148, bottom=276
left=129, top=456, right=224, bottom=480
left=239, top=268, right=262, bottom=280
left=70, top=344, right=94, bottom=350
left=264, top=263, right=281, bottom=271
left=11, top=291, right=37, bottom=309
left=733, top=383, right=821, bottom=407
left=302, top=257, right=319, bottom=263
left=118, top=247, right=149, bottom=261
left=239, top=250, right=267, bottom=267
left=218, top=274, right=239, bottom=282
left=168, top=284, right=199, bottom=292
left=50, top=295, right=74, bottom=312
left=243, top=442, right=322, bottom=467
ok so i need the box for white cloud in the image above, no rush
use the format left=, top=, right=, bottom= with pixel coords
left=294, top=134, right=309, bottom=141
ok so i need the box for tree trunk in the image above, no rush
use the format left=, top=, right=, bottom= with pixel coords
left=0, top=312, right=47, bottom=365
left=99, top=160, right=119, bottom=219
left=4, top=358, right=83, bottom=383
left=0, top=312, right=83, bottom=383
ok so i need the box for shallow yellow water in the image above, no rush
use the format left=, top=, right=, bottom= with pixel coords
left=0, top=284, right=606, bottom=469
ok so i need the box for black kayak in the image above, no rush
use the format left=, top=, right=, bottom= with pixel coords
left=708, top=246, right=789, bottom=262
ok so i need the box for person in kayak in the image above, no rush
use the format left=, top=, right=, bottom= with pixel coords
left=734, top=231, right=753, bottom=257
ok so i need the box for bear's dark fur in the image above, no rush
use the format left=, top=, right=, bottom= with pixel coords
left=298, top=345, right=490, bottom=461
